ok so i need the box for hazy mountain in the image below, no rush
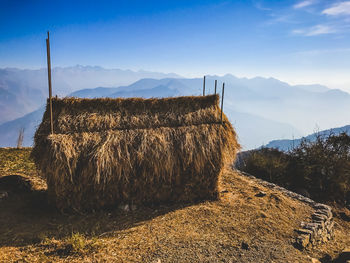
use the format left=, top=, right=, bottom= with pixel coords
left=265, top=125, right=350, bottom=151
left=205, top=75, right=350, bottom=135
left=0, top=100, right=299, bottom=149
left=0, top=69, right=46, bottom=124
left=2, top=69, right=350, bottom=149
left=0, top=66, right=180, bottom=124
left=0, top=78, right=301, bottom=149
left=293, top=84, right=330, bottom=93
left=0, top=107, right=45, bottom=147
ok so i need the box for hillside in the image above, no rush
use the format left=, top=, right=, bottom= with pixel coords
left=265, top=125, right=350, bottom=151
left=1, top=148, right=350, bottom=262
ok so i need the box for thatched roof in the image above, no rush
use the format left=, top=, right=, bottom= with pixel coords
left=31, top=95, right=239, bottom=212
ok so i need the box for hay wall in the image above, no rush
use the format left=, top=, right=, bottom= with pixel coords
left=32, top=95, right=240, bottom=211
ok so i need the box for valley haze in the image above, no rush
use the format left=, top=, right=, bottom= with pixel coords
left=1, top=65, right=349, bottom=150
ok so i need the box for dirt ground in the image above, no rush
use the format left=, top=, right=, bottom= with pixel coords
left=0, top=148, right=349, bottom=263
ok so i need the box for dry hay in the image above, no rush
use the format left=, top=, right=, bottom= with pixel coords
left=31, top=95, right=240, bottom=211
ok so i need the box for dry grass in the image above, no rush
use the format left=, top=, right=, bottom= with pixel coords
left=0, top=148, right=46, bottom=190
left=31, top=95, right=239, bottom=211
left=1, top=148, right=350, bottom=262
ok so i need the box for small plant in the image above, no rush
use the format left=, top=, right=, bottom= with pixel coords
left=65, top=232, right=88, bottom=254
left=16, top=127, right=24, bottom=148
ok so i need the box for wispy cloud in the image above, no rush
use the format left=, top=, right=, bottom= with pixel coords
left=254, top=1, right=272, bottom=11
left=293, top=0, right=316, bottom=9
left=292, top=24, right=336, bottom=36
left=322, top=1, right=350, bottom=16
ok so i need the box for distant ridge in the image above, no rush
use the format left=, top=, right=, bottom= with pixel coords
left=265, top=125, right=350, bottom=151
left=0, top=66, right=181, bottom=124
left=2, top=68, right=350, bottom=149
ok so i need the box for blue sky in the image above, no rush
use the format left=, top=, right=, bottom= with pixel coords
left=1, top=0, right=350, bottom=90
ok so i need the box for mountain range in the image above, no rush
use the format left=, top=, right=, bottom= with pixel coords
left=265, top=124, right=350, bottom=151
left=1, top=65, right=349, bottom=149
left=0, top=66, right=179, bottom=124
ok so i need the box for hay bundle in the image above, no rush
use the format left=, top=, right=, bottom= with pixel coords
left=31, top=95, right=239, bottom=211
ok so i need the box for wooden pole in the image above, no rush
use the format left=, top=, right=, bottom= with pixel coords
left=46, top=31, right=54, bottom=134
left=221, top=82, right=225, bottom=124
left=203, top=75, right=206, bottom=96
left=214, top=79, right=217, bottom=95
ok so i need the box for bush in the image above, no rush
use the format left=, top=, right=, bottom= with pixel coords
left=239, top=148, right=290, bottom=187
left=238, top=132, right=350, bottom=206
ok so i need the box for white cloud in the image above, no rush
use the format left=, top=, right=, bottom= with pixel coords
left=293, top=0, right=316, bottom=9
left=254, top=2, right=272, bottom=11
left=322, top=1, right=350, bottom=16
left=292, top=25, right=336, bottom=36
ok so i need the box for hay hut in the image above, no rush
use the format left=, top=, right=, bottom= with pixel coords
left=31, top=94, right=239, bottom=211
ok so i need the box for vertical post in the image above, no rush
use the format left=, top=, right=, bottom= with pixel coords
left=214, top=79, right=217, bottom=94
left=203, top=75, right=206, bottom=96
left=46, top=31, right=54, bottom=134
left=220, top=82, right=225, bottom=124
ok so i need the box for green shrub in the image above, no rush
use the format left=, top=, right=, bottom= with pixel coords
left=239, top=132, right=350, bottom=205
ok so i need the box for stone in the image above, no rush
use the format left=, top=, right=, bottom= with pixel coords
left=313, top=220, right=325, bottom=230
left=314, top=203, right=331, bottom=211
left=303, top=222, right=319, bottom=232
left=326, top=221, right=334, bottom=233
left=296, top=234, right=310, bottom=249
left=312, top=213, right=327, bottom=221
left=315, top=208, right=332, bottom=218
left=295, top=228, right=313, bottom=237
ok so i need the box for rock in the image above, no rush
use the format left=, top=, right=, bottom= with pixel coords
left=295, top=228, right=313, bottom=237
left=312, top=213, right=327, bottom=222
left=316, top=209, right=332, bottom=218
left=303, top=222, right=319, bottom=232
left=310, top=258, right=321, bottom=263
left=241, top=242, right=249, bottom=250
left=314, top=203, right=331, bottom=211
left=296, top=234, right=310, bottom=249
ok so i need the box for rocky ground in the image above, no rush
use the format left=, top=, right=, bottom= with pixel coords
left=0, top=148, right=350, bottom=262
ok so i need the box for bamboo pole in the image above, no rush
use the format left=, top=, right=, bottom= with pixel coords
left=214, top=79, right=217, bottom=94
left=203, top=76, right=206, bottom=96
left=221, top=82, right=225, bottom=124
left=46, top=31, right=54, bottom=134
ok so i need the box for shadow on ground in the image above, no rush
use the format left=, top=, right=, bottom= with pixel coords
left=0, top=174, right=195, bottom=248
